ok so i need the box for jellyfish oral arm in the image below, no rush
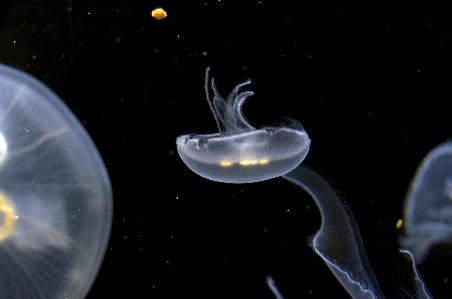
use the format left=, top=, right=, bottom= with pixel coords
left=399, top=250, right=431, bottom=299
left=282, top=165, right=433, bottom=299
left=266, top=275, right=285, bottom=299
left=283, top=166, right=386, bottom=299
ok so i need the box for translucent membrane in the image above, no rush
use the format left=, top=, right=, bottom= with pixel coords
left=0, top=63, right=112, bottom=299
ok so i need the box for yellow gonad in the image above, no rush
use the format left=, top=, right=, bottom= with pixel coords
left=151, top=8, right=167, bottom=20
left=0, top=193, right=15, bottom=242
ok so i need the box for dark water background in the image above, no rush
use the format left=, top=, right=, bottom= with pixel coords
left=1, top=0, right=451, bottom=298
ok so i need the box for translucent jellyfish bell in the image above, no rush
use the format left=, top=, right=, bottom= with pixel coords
left=0, top=63, right=112, bottom=298
left=176, top=67, right=310, bottom=183
left=401, top=141, right=452, bottom=264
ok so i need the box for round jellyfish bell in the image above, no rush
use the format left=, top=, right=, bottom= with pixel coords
left=177, top=67, right=310, bottom=184
left=0, top=63, right=112, bottom=299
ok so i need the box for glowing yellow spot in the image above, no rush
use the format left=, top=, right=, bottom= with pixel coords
left=0, top=193, right=15, bottom=242
left=396, top=219, right=403, bottom=229
left=220, top=161, right=232, bottom=167
left=151, top=8, right=167, bottom=20
left=259, top=159, right=269, bottom=165
left=239, top=160, right=258, bottom=166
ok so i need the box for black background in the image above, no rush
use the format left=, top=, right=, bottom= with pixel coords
left=1, top=0, right=451, bottom=298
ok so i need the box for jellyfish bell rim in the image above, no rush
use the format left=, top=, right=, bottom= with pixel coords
left=0, top=63, right=111, bottom=191
left=177, top=126, right=310, bottom=184
left=177, top=125, right=310, bottom=163
left=0, top=62, right=113, bottom=298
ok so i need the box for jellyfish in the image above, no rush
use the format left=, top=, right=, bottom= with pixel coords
left=175, top=68, right=445, bottom=298
left=0, top=63, right=112, bottom=298
left=176, top=67, right=310, bottom=183
left=401, top=141, right=452, bottom=264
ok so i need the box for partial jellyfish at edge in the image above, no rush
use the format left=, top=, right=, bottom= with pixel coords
left=401, top=141, right=452, bottom=264
left=0, top=63, right=112, bottom=299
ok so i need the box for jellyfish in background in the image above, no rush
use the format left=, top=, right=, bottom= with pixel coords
left=176, top=68, right=449, bottom=298
left=401, top=141, right=452, bottom=264
left=0, top=63, right=112, bottom=298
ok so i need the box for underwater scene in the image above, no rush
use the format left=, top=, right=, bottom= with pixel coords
left=0, top=0, right=451, bottom=298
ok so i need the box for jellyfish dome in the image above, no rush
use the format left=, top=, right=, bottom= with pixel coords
left=177, top=68, right=310, bottom=183
left=0, top=63, right=112, bottom=298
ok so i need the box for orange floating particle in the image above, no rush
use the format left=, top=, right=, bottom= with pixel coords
left=151, top=8, right=167, bottom=20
